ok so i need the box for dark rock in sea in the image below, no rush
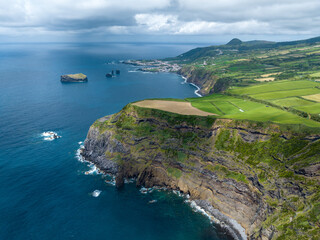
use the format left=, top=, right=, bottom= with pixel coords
left=116, top=70, right=120, bottom=74
left=115, top=173, right=125, bottom=188
left=111, top=70, right=114, bottom=75
left=61, top=73, right=88, bottom=82
left=106, top=73, right=113, bottom=78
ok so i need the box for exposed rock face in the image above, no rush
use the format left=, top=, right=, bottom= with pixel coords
left=61, top=73, right=88, bottom=82
left=81, top=105, right=320, bottom=240
left=178, top=66, right=232, bottom=95
left=178, top=67, right=217, bottom=96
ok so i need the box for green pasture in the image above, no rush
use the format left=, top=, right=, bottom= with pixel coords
left=249, top=88, right=320, bottom=100
left=295, top=103, right=320, bottom=114
left=310, top=71, right=320, bottom=78
left=186, top=94, right=320, bottom=127
left=271, top=97, right=315, bottom=107
left=229, top=80, right=320, bottom=95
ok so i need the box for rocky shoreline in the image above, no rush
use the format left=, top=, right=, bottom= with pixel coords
left=123, top=59, right=219, bottom=95
left=80, top=103, right=320, bottom=239
left=79, top=144, right=246, bottom=240
left=81, top=108, right=270, bottom=239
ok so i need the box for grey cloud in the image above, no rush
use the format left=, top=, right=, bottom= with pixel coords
left=0, top=0, right=320, bottom=41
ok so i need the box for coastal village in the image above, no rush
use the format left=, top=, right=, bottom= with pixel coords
left=123, top=59, right=182, bottom=72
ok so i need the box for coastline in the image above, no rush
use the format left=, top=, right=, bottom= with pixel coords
left=77, top=145, right=246, bottom=240
left=123, top=60, right=203, bottom=97
left=181, top=75, right=202, bottom=97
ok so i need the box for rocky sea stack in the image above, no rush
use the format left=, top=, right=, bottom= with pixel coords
left=61, top=73, right=88, bottom=82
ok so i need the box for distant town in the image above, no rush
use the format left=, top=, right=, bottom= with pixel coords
left=123, top=60, right=181, bottom=72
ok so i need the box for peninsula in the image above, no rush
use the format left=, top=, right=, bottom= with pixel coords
left=82, top=36, right=320, bottom=240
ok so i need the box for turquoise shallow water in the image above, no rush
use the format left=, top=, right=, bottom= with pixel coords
left=0, top=42, right=233, bottom=240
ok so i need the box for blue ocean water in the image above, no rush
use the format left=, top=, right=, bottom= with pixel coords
left=0, top=42, right=232, bottom=240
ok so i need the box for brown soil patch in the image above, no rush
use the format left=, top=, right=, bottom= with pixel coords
left=302, top=93, right=320, bottom=102
left=255, top=77, right=275, bottom=82
left=236, top=59, right=250, bottom=62
left=133, top=100, right=216, bottom=116
left=261, top=72, right=282, bottom=77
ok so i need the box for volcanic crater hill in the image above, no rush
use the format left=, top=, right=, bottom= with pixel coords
left=81, top=103, right=320, bottom=240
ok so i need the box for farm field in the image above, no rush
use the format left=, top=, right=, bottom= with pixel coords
left=302, top=93, right=320, bottom=102
left=137, top=81, right=320, bottom=127
left=249, top=88, right=320, bottom=100
left=186, top=93, right=320, bottom=127
left=226, top=79, right=320, bottom=123
left=228, top=80, right=320, bottom=96
left=144, top=39, right=320, bottom=128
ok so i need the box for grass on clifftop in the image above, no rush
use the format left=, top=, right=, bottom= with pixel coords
left=157, top=79, right=319, bottom=128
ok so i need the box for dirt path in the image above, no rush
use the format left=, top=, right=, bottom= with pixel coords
left=133, top=100, right=216, bottom=116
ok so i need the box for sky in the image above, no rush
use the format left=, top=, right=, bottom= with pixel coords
left=1, top=0, right=320, bottom=43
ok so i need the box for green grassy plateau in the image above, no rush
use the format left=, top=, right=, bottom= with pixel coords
left=164, top=37, right=320, bottom=128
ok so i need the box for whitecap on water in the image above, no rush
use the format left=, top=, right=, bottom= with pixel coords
left=91, top=190, right=102, bottom=197
left=41, top=131, right=61, bottom=141
left=84, top=164, right=99, bottom=175
left=140, top=187, right=156, bottom=194
left=75, top=146, right=84, bottom=162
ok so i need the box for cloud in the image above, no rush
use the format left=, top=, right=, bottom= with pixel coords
left=135, top=14, right=178, bottom=31
left=0, top=0, right=320, bottom=41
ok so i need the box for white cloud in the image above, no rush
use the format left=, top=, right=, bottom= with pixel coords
left=135, top=14, right=177, bottom=31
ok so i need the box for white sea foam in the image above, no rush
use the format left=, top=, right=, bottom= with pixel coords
left=78, top=141, right=83, bottom=145
left=85, top=164, right=98, bottom=175
left=91, top=190, right=102, bottom=197
left=187, top=200, right=215, bottom=222
left=124, top=178, right=135, bottom=184
left=186, top=200, right=247, bottom=240
left=41, top=131, right=61, bottom=141
left=75, top=144, right=103, bottom=176
left=139, top=187, right=156, bottom=194
left=181, top=76, right=188, bottom=84
left=148, top=200, right=157, bottom=204
left=140, top=187, right=149, bottom=194
left=105, top=178, right=116, bottom=186
left=181, top=77, right=187, bottom=84
left=189, top=83, right=202, bottom=97
left=75, top=145, right=85, bottom=162
left=180, top=75, right=202, bottom=97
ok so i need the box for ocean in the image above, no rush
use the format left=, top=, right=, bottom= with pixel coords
left=0, top=42, right=233, bottom=240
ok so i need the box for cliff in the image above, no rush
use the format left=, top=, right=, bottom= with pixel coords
left=81, top=104, right=320, bottom=240
left=61, top=73, right=88, bottom=82
left=178, top=66, right=231, bottom=95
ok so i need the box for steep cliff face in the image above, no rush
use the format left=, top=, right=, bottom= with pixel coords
left=81, top=104, right=320, bottom=240
left=178, top=66, right=217, bottom=95
left=178, top=66, right=231, bottom=95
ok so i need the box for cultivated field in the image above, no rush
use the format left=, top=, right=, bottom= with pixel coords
left=133, top=100, right=216, bottom=116
left=187, top=93, right=320, bottom=127
left=302, top=93, right=320, bottom=102
left=134, top=79, right=320, bottom=127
